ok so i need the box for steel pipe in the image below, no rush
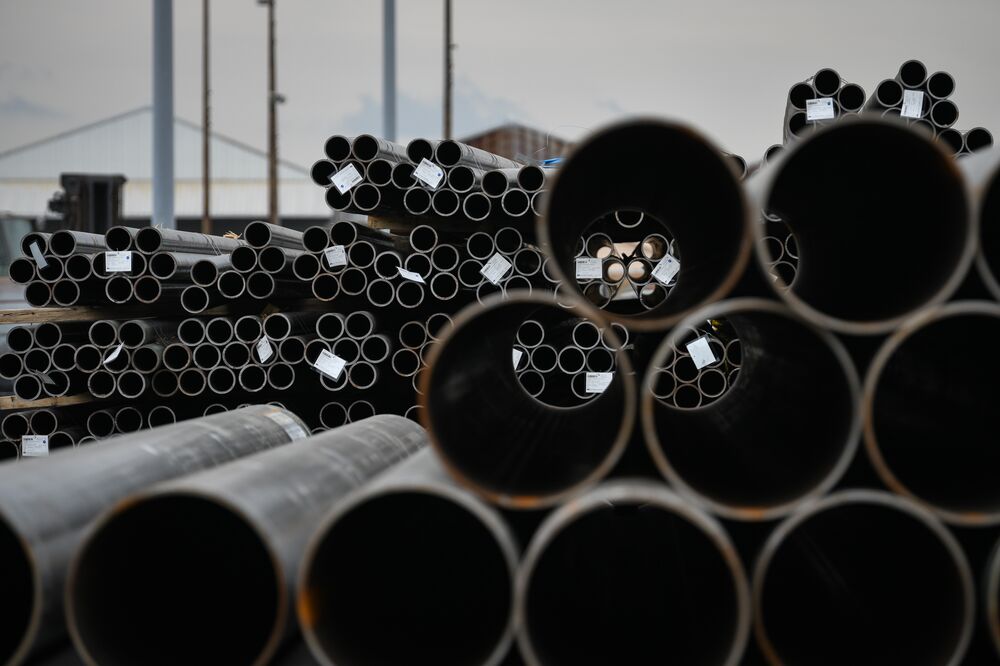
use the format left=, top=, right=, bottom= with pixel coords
left=51, top=278, right=80, bottom=306
left=135, top=228, right=243, bottom=255
left=151, top=370, right=178, bottom=398
left=116, top=369, right=146, bottom=399
left=1, top=412, right=30, bottom=441
left=86, top=410, right=117, bottom=439
left=753, top=490, right=972, bottom=666
left=0, top=406, right=309, bottom=664
left=114, top=406, right=144, bottom=434
left=190, top=254, right=231, bottom=287
left=162, top=343, right=192, bottom=372
left=748, top=116, right=972, bottom=334
left=24, top=282, right=51, bottom=307
left=517, top=480, right=749, bottom=666
left=421, top=294, right=634, bottom=507
left=146, top=405, right=176, bottom=428
left=49, top=231, right=107, bottom=257
left=501, top=189, right=530, bottom=217
left=299, top=448, right=516, bottom=666
left=209, top=366, right=238, bottom=393
left=8, top=257, right=36, bottom=285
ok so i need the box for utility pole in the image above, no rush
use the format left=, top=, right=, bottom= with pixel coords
left=261, top=0, right=279, bottom=226
left=152, top=0, right=175, bottom=229
left=383, top=0, right=396, bottom=141
left=201, top=0, right=211, bottom=234
left=443, top=0, right=453, bottom=139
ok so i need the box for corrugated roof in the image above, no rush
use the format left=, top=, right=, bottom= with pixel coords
left=0, top=107, right=308, bottom=181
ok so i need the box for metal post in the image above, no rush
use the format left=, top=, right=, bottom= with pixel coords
left=266, top=0, right=279, bottom=226
left=201, top=0, right=211, bottom=235
left=443, top=0, right=452, bottom=139
left=152, top=0, right=175, bottom=230
left=383, top=0, right=396, bottom=141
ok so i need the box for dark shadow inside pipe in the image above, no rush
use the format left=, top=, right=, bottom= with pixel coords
left=64, top=255, right=92, bottom=281
left=24, top=349, right=50, bottom=373
left=448, top=166, right=476, bottom=192
left=501, top=190, right=530, bottom=217
left=210, top=367, right=237, bottom=393
left=347, top=401, right=375, bottom=422
left=937, top=128, right=963, bottom=156
left=0, top=514, right=33, bottom=665
left=931, top=100, right=958, bottom=128
left=373, top=252, right=401, bottom=278
left=224, top=342, right=251, bottom=367
left=179, top=369, right=206, bottom=395
left=193, top=344, right=221, bottom=370
left=967, top=128, right=993, bottom=153
left=278, top=338, right=305, bottom=364
left=319, top=402, right=347, bottom=429
left=406, top=138, right=433, bottom=163
left=396, top=282, right=424, bottom=308
left=483, top=171, right=511, bottom=197
left=230, top=247, right=258, bottom=273
left=8, top=258, right=36, bottom=284
left=134, top=228, right=163, bottom=254
left=182, top=287, right=210, bottom=313
left=464, top=193, right=491, bottom=221
left=310, top=160, right=337, bottom=187
left=235, top=317, right=263, bottom=343
left=837, top=83, right=865, bottom=112
left=431, top=244, right=460, bottom=272
left=812, top=68, right=840, bottom=97
left=404, top=188, right=431, bottom=215
left=147, top=406, right=176, bottom=428
left=104, top=227, right=133, bottom=251
left=392, top=163, right=416, bottom=189
left=432, top=189, right=460, bottom=216
left=426, top=313, right=452, bottom=340
left=325, top=135, right=351, bottom=162
left=178, top=319, right=205, bottom=346
left=928, top=72, right=955, bottom=99
left=544, top=121, right=746, bottom=326
left=89, top=321, right=118, bottom=348
left=32, top=323, right=59, bottom=349
left=206, top=319, right=234, bottom=345
left=30, top=410, right=56, bottom=436
left=104, top=277, right=132, bottom=304
left=257, top=247, right=287, bottom=273
left=239, top=366, right=267, bottom=392
left=875, top=79, right=903, bottom=107
left=788, top=82, right=814, bottom=109
left=86, top=371, right=114, bottom=399
left=392, top=348, right=420, bottom=376
left=70, top=496, right=278, bottom=666
left=246, top=273, right=274, bottom=299
left=339, top=268, right=367, bottom=295
left=302, top=226, right=329, bottom=253
left=425, top=299, right=630, bottom=499
left=163, top=344, right=191, bottom=371
left=1, top=413, right=28, bottom=440
left=348, top=362, right=377, bottom=389
left=317, top=314, right=344, bottom=341
left=0, top=353, right=22, bottom=379
left=132, top=347, right=160, bottom=372
left=345, top=312, right=374, bottom=339
left=267, top=364, right=294, bottom=390
left=0, top=442, right=18, bottom=461
left=525, top=501, right=740, bottom=665
left=74, top=345, right=102, bottom=372
left=348, top=241, right=376, bottom=269
left=431, top=273, right=459, bottom=300
left=366, top=159, right=393, bottom=186
left=325, top=187, right=351, bottom=210
left=133, top=277, right=161, bottom=303
left=152, top=370, right=178, bottom=397
left=518, top=165, right=545, bottom=192
left=293, top=254, right=320, bottom=281
left=262, top=315, right=291, bottom=341
left=52, top=281, right=79, bottom=306
left=244, top=222, right=274, bottom=248
left=117, top=371, right=145, bottom=399
left=494, top=228, right=522, bottom=255
left=870, top=312, right=1000, bottom=515
left=649, top=310, right=855, bottom=511
left=7, top=326, right=34, bottom=353
left=899, top=59, right=927, bottom=88
left=24, top=282, right=50, bottom=307
left=361, top=336, right=390, bottom=363
left=759, top=500, right=967, bottom=665
left=87, top=411, right=116, bottom=438
left=37, top=257, right=63, bottom=282
left=304, top=492, right=511, bottom=666
left=149, top=254, right=175, bottom=279
left=405, top=253, right=432, bottom=278
left=115, top=407, right=143, bottom=432
left=765, top=121, right=969, bottom=323
left=353, top=184, right=381, bottom=212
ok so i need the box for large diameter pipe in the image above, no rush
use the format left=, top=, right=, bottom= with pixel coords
left=420, top=293, right=634, bottom=508
left=753, top=490, right=972, bottom=666
left=539, top=118, right=751, bottom=331
left=298, top=448, right=517, bottom=666
left=67, top=415, right=425, bottom=666
left=959, top=146, right=1000, bottom=300
left=517, top=480, right=750, bottom=666
left=863, top=301, right=1000, bottom=525
left=642, top=298, right=860, bottom=521
left=0, top=406, right=310, bottom=665
left=747, top=115, right=973, bottom=334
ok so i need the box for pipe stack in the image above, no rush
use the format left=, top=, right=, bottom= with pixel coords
left=783, top=67, right=866, bottom=142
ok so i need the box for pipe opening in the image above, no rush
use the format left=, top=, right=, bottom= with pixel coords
left=423, top=297, right=633, bottom=505
left=404, top=253, right=432, bottom=279
left=339, top=268, right=367, bottom=296
left=812, top=68, right=841, bottom=97
left=761, top=119, right=970, bottom=330
left=262, top=315, right=291, bottom=341
left=937, top=128, right=963, bottom=156
left=353, top=184, right=381, bottom=212
left=278, top=338, right=305, bottom=364
left=87, top=411, right=116, bottom=438
left=431, top=244, right=460, bottom=272
left=246, top=273, right=275, bottom=299
left=347, top=241, right=377, bottom=269
left=319, top=402, right=348, bottom=429
left=518, top=165, right=545, bottom=192
left=836, top=83, right=865, bottom=112
left=105, top=277, right=133, bottom=304
left=404, top=188, right=432, bottom=215
left=966, top=127, right=993, bottom=153
left=366, top=159, right=393, bottom=186
left=557, top=346, right=586, bottom=374
left=302, top=226, right=330, bottom=253
left=522, top=490, right=744, bottom=665
left=409, top=225, right=437, bottom=254
left=163, top=344, right=191, bottom=372
left=788, top=82, right=814, bottom=110
left=317, top=313, right=345, bottom=341
left=332, top=339, right=360, bottom=364
left=267, top=364, right=295, bottom=390
left=32, top=322, right=60, bottom=349
left=193, top=344, right=221, bottom=370
left=206, top=318, right=234, bottom=345
left=494, top=227, right=522, bottom=255
left=0, top=513, right=34, bottom=665
left=482, top=170, right=511, bottom=197
left=930, top=100, right=958, bottom=128
left=181, top=286, right=211, bottom=313
left=64, top=255, right=92, bottom=281
left=104, top=227, right=134, bottom=251
left=396, top=282, right=424, bottom=308
left=426, top=313, right=453, bottom=341
left=391, top=348, right=421, bottom=377
left=24, top=282, right=50, bottom=307
left=875, top=78, right=904, bottom=107
left=406, top=138, right=433, bottom=163
left=86, top=371, right=115, bottom=399
left=513, top=248, right=541, bottom=276
left=133, top=277, right=161, bottom=304
left=501, top=189, right=530, bottom=217
left=645, top=304, right=857, bottom=517
left=432, top=189, right=460, bottom=217
left=116, top=371, right=144, bottom=399
left=178, top=319, right=206, bottom=346
left=256, top=247, right=286, bottom=273
left=114, top=406, right=143, bottom=432
left=70, top=495, right=279, bottom=666
left=0, top=353, right=23, bottom=379
left=927, top=71, right=955, bottom=99
left=345, top=312, right=375, bottom=339
left=431, top=273, right=459, bottom=300
left=292, top=253, right=320, bottom=282
left=310, top=160, right=337, bottom=187
left=348, top=362, right=377, bottom=390
left=756, top=493, right=970, bottom=666
left=347, top=401, right=376, bottom=422
left=132, top=347, right=161, bottom=373
left=229, top=246, right=258, bottom=273
left=8, top=258, right=36, bottom=284
left=449, top=165, right=477, bottom=192
left=312, top=274, right=340, bottom=302
left=899, top=59, right=928, bottom=88
left=373, top=252, right=401, bottom=279
left=391, top=163, right=416, bottom=189
left=302, top=492, right=511, bottom=666
left=133, top=228, right=163, bottom=254
left=147, top=406, right=176, bottom=428
left=149, top=253, right=176, bottom=279
left=151, top=370, right=178, bottom=397
left=179, top=369, right=206, bottom=396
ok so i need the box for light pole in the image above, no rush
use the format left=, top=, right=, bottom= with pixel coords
left=201, top=0, right=211, bottom=235
left=258, top=0, right=281, bottom=226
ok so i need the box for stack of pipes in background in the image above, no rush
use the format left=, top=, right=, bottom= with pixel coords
left=6, top=58, right=1000, bottom=666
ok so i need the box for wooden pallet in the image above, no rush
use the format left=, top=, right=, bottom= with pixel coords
left=0, top=393, right=93, bottom=411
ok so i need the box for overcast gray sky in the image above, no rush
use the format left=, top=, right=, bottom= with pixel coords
left=1, top=0, right=998, bottom=168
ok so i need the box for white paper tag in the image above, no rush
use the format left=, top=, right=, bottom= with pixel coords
left=104, top=342, right=124, bottom=366
left=21, top=435, right=48, bottom=457
left=413, top=158, right=444, bottom=189
left=585, top=372, right=614, bottom=394
left=324, top=245, right=347, bottom=268
left=29, top=242, right=48, bottom=268
left=480, top=253, right=513, bottom=285
left=256, top=337, right=274, bottom=363
left=331, top=164, right=363, bottom=194
left=264, top=410, right=309, bottom=441
left=651, top=253, right=681, bottom=285
left=686, top=335, right=717, bottom=369
left=397, top=268, right=426, bottom=284
left=901, top=90, right=925, bottom=119
left=105, top=251, right=133, bottom=273
left=512, top=348, right=523, bottom=368
left=575, top=257, right=603, bottom=280
left=313, top=349, right=346, bottom=380
left=806, top=98, right=835, bottom=121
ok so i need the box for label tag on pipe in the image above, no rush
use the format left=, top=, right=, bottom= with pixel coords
left=686, top=335, right=717, bottom=369
left=21, top=435, right=48, bottom=457
left=512, top=348, right=523, bottom=368
left=264, top=410, right=309, bottom=441
left=480, top=253, right=512, bottom=285
left=901, top=90, right=925, bottom=119
left=324, top=245, right=348, bottom=268
left=651, top=253, right=680, bottom=285
left=331, top=164, right=363, bottom=194
left=313, top=349, right=347, bottom=380
left=413, top=158, right=445, bottom=189
left=585, top=372, right=614, bottom=394
left=105, top=251, right=132, bottom=273
left=805, top=98, right=835, bottom=121
left=575, top=257, right=603, bottom=280
left=29, top=242, right=48, bottom=269
left=397, top=268, right=426, bottom=284
left=256, top=337, right=274, bottom=364
left=104, top=342, right=124, bottom=366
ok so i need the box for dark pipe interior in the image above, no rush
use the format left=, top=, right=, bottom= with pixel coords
left=37, top=257, right=63, bottom=281
left=262, top=315, right=291, bottom=341
left=246, top=273, right=274, bottom=299
left=235, top=317, right=263, bottom=343
left=105, top=277, right=132, bottom=303
left=70, top=496, right=278, bottom=666
left=132, top=347, right=160, bottom=373
left=464, top=193, right=491, bottom=220
left=435, top=140, right=464, bottom=166
left=210, top=367, right=237, bottom=393
left=347, top=401, right=376, bottom=422
left=348, top=362, right=377, bottom=389
left=483, top=171, right=510, bottom=197
left=449, top=166, right=476, bottom=191
left=118, top=322, right=145, bottom=348
left=7, top=326, right=34, bottom=353
left=302, top=227, right=330, bottom=253
left=267, top=364, right=294, bottom=389
left=13, top=375, right=41, bottom=400
left=224, top=342, right=251, bottom=367
left=257, top=247, right=286, bottom=273
left=404, top=188, right=431, bottom=215
left=0, top=442, right=18, bottom=461
left=89, top=321, right=118, bottom=348
left=179, top=369, right=206, bottom=395
left=760, top=500, right=967, bottom=665
left=178, top=319, right=206, bottom=346
left=391, top=163, right=416, bottom=189
left=765, top=121, right=968, bottom=323
left=431, top=273, right=459, bottom=299
left=928, top=71, right=955, bottom=99
left=2, top=413, right=29, bottom=440
left=426, top=313, right=452, bottom=340
left=163, top=344, right=190, bottom=371
left=152, top=370, right=179, bottom=396
left=310, top=160, right=337, bottom=187
left=0, top=514, right=33, bottom=665
left=374, top=252, right=401, bottom=278
left=409, top=226, right=437, bottom=253
left=25, top=282, right=50, bottom=307
left=545, top=122, right=746, bottom=324
left=899, top=59, right=927, bottom=87
left=182, top=286, right=211, bottom=313
left=937, top=128, right=963, bottom=155
left=134, top=228, right=162, bottom=254
left=317, top=314, right=345, bottom=341
left=392, top=349, right=420, bottom=376
left=193, top=344, right=221, bottom=370
left=277, top=338, right=304, bottom=364
left=304, top=492, right=511, bottom=666
left=0, top=353, right=22, bottom=379
left=557, top=346, right=585, bottom=374
left=319, top=403, right=348, bottom=429
left=293, top=254, right=320, bottom=281
left=240, top=366, right=267, bottom=391
left=399, top=322, right=425, bottom=348
left=966, top=128, right=993, bottom=153
left=117, top=371, right=145, bottom=398
left=325, top=135, right=351, bottom=161
left=587, top=347, right=615, bottom=373
left=348, top=242, right=376, bottom=269
left=813, top=68, right=841, bottom=97
left=312, top=273, right=338, bottom=301
left=871, top=313, right=1000, bottom=515
left=518, top=166, right=545, bottom=192
left=353, top=184, right=381, bottom=211
left=339, top=268, right=367, bottom=295
left=206, top=319, right=234, bottom=345
left=115, top=406, right=143, bottom=432
left=525, top=500, right=740, bottom=665
left=134, top=277, right=161, bottom=303
left=494, top=228, right=522, bottom=255
left=345, top=313, right=374, bottom=339
left=24, top=349, right=50, bottom=373
left=74, top=345, right=102, bottom=372
left=432, top=245, right=460, bottom=272
left=650, top=310, right=854, bottom=509
left=931, top=100, right=958, bottom=128
left=230, top=247, right=258, bottom=273
left=65, top=255, right=92, bottom=281
left=875, top=79, right=903, bottom=107
left=104, top=227, right=132, bottom=251
left=837, top=83, right=865, bottom=112
left=325, top=187, right=351, bottom=210
left=502, top=189, right=530, bottom=216
left=8, top=258, right=35, bottom=284
left=87, top=411, right=116, bottom=438
left=149, top=254, right=175, bottom=279
left=406, top=138, right=433, bottom=163
left=365, top=280, right=393, bottom=307
left=788, top=82, right=814, bottom=109
left=426, top=300, right=629, bottom=498
left=397, top=282, right=424, bottom=307
left=30, top=410, right=56, bottom=435
left=366, top=160, right=393, bottom=186
left=87, top=371, right=115, bottom=398
left=432, top=190, right=460, bottom=216
left=333, top=339, right=360, bottom=364
left=572, top=322, right=600, bottom=349
left=147, top=406, right=176, bottom=428
left=244, top=222, right=274, bottom=249
left=351, top=134, right=379, bottom=161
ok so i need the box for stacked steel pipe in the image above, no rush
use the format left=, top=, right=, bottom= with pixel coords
left=783, top=67, right=866, bottom=142
left=7, top=62, right=1000, bottom=665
